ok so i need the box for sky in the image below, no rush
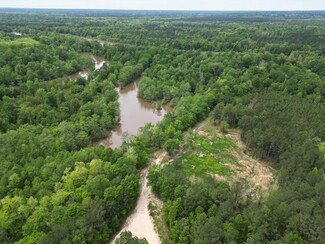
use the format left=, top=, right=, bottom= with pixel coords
left=0, top=0, right=324, bottom=11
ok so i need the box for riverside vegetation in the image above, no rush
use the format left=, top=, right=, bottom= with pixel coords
left=0, top=9, right=325, bottom=243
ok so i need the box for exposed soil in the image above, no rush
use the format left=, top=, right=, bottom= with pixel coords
left=195, top=119, right=277, bottom=196
left=111, top=118, right=276, bottom=243
left=111, top=150, right=167, bottom=244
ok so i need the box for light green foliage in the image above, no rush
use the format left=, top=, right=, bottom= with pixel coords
left=0, top=10, right=325, bottom=244
left=181, top=153, right=231, bottom=176
left=0, top=149, right=141, bottom=243
left=0, top=30, right=137, bottom=242
left=176, top=132, right=236, bottom=176
left=319, top=142, right=325, bottom=152
left=0, top=37, right=39, bottom=46
left=189, top=132, right=235, bottom=154
left=0, top=34, right=91, bottom=86
left=220, top=121, right=230, bottom=134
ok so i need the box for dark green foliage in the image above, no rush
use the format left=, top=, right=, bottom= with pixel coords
left=119, top=64, right=143, bottom=86
left=115, top=231, right=148, bottom=244
left=148, top=163, right=238, bottom=244
left=236, top=91, right=325, bottom=243
left=1, top=9, right=325, bottom=244
left=240, top=91, right=325, bottom=161
left=0, top=34, right=91, bottom=86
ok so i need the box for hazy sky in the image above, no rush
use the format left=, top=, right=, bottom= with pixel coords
left=0, top=0, right=324, bottom=11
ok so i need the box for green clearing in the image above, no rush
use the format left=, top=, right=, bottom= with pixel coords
left=180, top=152, right=232, bottom=176
left=188, top=132, right=236, bottom=154
left=176, top=126, right=238, bottom=176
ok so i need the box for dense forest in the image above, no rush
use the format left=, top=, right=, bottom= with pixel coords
left=0, top=9, right=325, bottom=243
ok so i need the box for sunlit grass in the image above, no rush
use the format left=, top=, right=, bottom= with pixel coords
left=180, top=152, right=232, bottom=176
left=177, top=127, right=238, bottom=176
left=188, top=133, right=236, bottom=157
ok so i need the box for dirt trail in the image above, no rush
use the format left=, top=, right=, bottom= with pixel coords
left=111, top=150, right=166, bottom=244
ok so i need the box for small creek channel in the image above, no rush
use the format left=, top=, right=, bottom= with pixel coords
left=72, top=54, right=166, bottom=243
left=68, top=55, right=106, bottom=80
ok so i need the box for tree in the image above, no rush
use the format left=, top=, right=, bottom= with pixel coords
left=163, top=138, right=180, bottom=155
left=220, top=121, right=229, bottom=134
left=115, top=231, right=148, bottom=244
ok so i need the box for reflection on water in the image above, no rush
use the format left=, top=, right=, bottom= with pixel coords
left=93, top=56, right=106, bottom=70
left=11, top=32, right=22, bottom=36
left=99, top=80, right=167, bottom=148
left=68, top=55, right=106, bottom=80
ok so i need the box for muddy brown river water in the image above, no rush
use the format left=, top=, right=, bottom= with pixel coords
left=99, top=79, right=167, bottom=148
left=70, top=54, right=167, bottom=148
left=56, top=43, right=164, bottom=243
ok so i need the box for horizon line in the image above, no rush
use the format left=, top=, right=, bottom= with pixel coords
left=1, top=7, right=325, bottom=12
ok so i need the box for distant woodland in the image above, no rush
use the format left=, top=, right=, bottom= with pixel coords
left=0, top=10, right=324, bottom=243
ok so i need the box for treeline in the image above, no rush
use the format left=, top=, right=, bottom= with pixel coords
left=138, top=50, right=325, bottom=104
left=148, top=162, right=245, bottom=244
left=238, top=91, right=325, bottom=242
left=0, top=10, right=324, bottom=243
left=0, top=77, right=119, bottom=133
left=240, top=91, right=325, bottom=161
left=0, top=33, right=94, bottom=85
left=142, top=62, right=325, bottom=244
left=2, top=11, right=324, bottom=54
left=0, top=145, right=142, bottom=243
left=0, top=30, right=145, bottom=243
left=145, top=89, right=325, bottom=243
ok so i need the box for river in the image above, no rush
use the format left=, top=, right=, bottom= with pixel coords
left=72, top=54, right=166, bottom=243
left=98, top=80, right=167, bottom=148
left=70, top=54, right=167, bottom=147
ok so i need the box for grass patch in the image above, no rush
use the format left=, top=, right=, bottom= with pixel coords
left=175, top=125, right=240, bottom=176
left=188, top=133, right=236, bottom=155
left=179, top=152, right=232, bottom=176
left=202, top=125, right=214, bottom=133
left=174, top=121, right=245, bottom=177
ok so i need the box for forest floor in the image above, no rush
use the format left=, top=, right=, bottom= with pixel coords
left=111, top=150, right=167, bottom=244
